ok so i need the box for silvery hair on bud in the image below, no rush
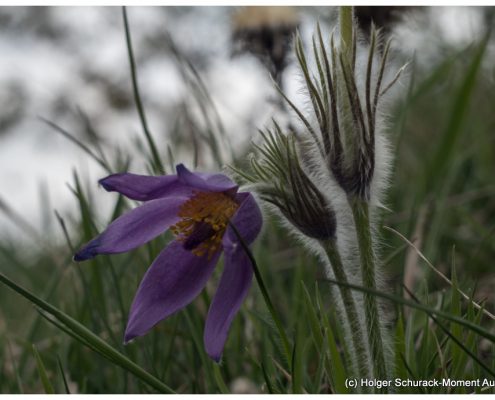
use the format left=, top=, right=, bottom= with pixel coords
left=284, top=21, right=407, bottom=377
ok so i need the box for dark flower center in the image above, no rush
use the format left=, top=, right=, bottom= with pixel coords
left=182, top=221, right=217, bottom=251
left=170, top=191, right=239, bottom=259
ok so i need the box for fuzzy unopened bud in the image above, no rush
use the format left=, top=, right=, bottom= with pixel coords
left=283, top=23, right=404, bottom=203
left=232, top=122, right=336, bottom=240
left=264, top=150, right=337, bottom=240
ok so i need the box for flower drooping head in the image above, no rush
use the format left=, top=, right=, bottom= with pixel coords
left=74, top=164, right=262, bottom=361
left=233, top=122, right=336, bottom=241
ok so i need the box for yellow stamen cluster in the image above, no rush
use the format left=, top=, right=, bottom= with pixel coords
left=170, top=191, right=239, bottom=259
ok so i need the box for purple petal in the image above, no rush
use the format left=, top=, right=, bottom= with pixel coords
left=99, top=165, right=238, bottom=202
left=74, top=196, right=186, bottom=261
left=99, top=173, right=193, bottom=201
left=124, top=240, right=220, bottom=342
left=203, top=192, right=262, bottom=361
left=204, top=245, right=253, bottom=361
left=176, top=164, right=238, bottom=193
left=223, top=192, right=263, bottom=249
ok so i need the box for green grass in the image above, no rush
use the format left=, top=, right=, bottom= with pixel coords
left=1, top=11, right=495, bottom=394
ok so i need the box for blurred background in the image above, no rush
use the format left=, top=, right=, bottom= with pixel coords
left=0, top=6, right=492, bottom=242
left=0, top=6, right=494, bottom=394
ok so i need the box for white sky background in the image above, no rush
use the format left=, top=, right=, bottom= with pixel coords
left=0, top=6, right=489, bottom=245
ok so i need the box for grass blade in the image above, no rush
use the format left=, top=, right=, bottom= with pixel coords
left=404, top=286, right=495, bottom=378
left=7, top=340, right=24, bottom=394
left=0, top=271, right=175, bottom=394
left=122, top=6, right=164, bottom=174
left=32, top=345, right=55, bottom=394
left=301, top=282, right=323, bottom=347
left=315, top=285, right=348, bottom=393
left=57, top=356, right=71, bottom=394
left=260, top=361, right=275, bottom=394
left=322, top=277, right=495, bottom=344
left=291, top=324, right=304, bottom=394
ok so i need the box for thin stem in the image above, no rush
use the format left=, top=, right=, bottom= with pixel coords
left=122, top=6, right=164, bottom=174
left=350, top=198, right=388, bottom=383
left=321, top=239, right=372, bottom=392
left=228, top=222, right=292, bottom=367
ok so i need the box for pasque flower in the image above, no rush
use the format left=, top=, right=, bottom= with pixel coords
left=74, top=164, right=262, bottom=361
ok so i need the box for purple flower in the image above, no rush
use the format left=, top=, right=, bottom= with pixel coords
left=74, top=164, right=262, bottom=361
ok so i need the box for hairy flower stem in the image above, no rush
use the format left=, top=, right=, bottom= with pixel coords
left=321, top=239, right=371, bottom=391
left=350, top=198, right=388, bottom=385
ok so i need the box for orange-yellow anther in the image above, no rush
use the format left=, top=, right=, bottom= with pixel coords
left=170, top=191, right=239, bottom=259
